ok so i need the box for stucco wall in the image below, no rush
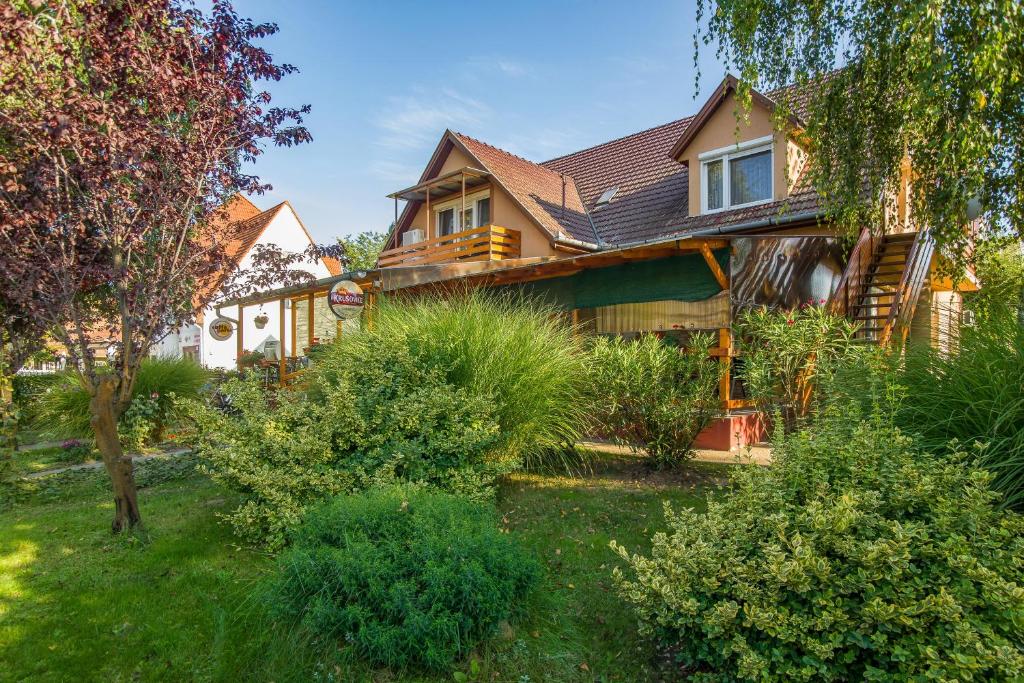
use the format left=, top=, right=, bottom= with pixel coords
left=154, top=203, right=333, bottom=370
left=401, top=145, right=558, bottom=259
left=677, top=91, right=798, bottom=217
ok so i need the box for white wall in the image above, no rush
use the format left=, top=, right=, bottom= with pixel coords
left=155, top=203, right=334, bottom=370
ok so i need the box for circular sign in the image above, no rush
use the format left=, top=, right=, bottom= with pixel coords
left=208, top=316, right=235, bottom=341
left=327, top=280, right=365, bottom=320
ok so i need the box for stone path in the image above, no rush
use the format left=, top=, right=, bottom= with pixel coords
left=23, top=447, right=192, bottom=479
left=15, top=440, right=63, bottom=452
left=577, top=440, right=772, bottom=465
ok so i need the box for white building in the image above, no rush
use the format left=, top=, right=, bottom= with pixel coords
left=152, top=196, right=341, bottom=369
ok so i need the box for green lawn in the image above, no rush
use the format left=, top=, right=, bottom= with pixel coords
left=10, top=444, right=95, bottom=475
left=0, top=452, right=727, bottom=682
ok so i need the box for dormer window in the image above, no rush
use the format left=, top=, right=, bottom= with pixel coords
left=699, top=135, right=774, bottom=214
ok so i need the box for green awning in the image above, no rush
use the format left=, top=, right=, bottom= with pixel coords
left=500, top=249, right=728, bottom=310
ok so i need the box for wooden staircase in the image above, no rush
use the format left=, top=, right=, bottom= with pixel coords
left=830, top=228, right=935, bottom=346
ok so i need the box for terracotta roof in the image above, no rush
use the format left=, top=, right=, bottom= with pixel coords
left=395, top=76, right=825, bottom=250
left=451, top=132, right=596, bottom=243
left=543, top=117, right=694, bottom=244
left=321, top=256, right=343, bottom=276
left=198, top=197, right=339, bottom=305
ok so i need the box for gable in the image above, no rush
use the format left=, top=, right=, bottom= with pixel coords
left=387, top=130, right=591, bottom=259
left=673, top=89, right=806, bottom=218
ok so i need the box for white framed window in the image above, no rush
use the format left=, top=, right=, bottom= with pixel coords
left=434, top=193, right=491, bottom=235
left=699, top=135, right=774, bottom=214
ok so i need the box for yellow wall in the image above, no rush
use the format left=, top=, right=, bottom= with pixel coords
left=677, top=91, right=800, bottom=217
left=403, top=144, right=558, bottom=258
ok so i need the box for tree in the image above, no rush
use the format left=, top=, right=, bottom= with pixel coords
left=337, top=229, right=388, bottom=271
left=0, top=0, right=312, bottom=531
left=695, top=0, right=1024, bottom=257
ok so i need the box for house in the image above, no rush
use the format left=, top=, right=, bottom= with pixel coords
left=220, top=74, right=977, bottom=447
left=152, top=195, right=342, bottom=370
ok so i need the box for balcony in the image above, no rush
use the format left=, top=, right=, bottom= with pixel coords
left=377, top=224, right=521, bottom=268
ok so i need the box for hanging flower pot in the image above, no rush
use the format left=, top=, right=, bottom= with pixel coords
left=254, top=313, right=269, bottom=329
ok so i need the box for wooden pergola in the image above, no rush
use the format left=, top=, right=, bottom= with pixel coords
left=217, top=235, right=744, bottom=405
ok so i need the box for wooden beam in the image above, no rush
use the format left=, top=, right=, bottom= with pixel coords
left=718, top=328, right=732, bottom=408
left=365, top=292, right=376, bottom=331
left=700, top=242, right=729, bottom=290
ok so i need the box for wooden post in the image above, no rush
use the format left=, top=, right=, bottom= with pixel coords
left=306, top=292, right=314, bottom=352
left=278, top=297, right=286, bottom=386
left=290, top=298, right=297, bottom=360
left=336, top=319, right=343, bottom=339
left=461, top=173, right=466, bottom=230
left=365, top=292, right=376, bottom=332
left=236, top=304, right=244, bottom=371
left=571, top=308, right=579, bottom=337
left=425, top=188, right=430, bottom=240
left=719, top=327, right=732, bottom=408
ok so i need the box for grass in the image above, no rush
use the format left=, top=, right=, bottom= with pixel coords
left=357, top=290, right=592, bottom=465
left=30, top=357, right=209, bottom=440
left=896, top=306, right=1024, bottom=509
left=0, top=449, right=728, bottom=682
left=10, top=444, right=95, bottom=475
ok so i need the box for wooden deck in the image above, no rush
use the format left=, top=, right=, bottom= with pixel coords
left=376, top=224, right=521, bottom=267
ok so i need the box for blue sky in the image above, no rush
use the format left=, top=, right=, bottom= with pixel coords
left=235, top=1, right=730, bottom=242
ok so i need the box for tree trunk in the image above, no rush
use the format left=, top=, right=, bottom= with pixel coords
left=90, top=376, right=142, bottom=532
left=0, top=348, right=16, bottom=473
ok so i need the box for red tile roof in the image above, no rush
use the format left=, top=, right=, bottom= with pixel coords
left=397, top=76, right=825, bottom=250
left=198, top=197, right=340, bottom=305
left=543, top=117, right=695, bottom=244
left=452, top=132, right=596, bottom=243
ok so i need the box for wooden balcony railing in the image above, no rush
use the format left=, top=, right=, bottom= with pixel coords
left=377, top=224, right=521, bottom=268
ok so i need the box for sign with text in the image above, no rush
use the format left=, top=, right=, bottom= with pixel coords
left=327, top=280, right=365, bottom=320
left=208, top=316, right=234, bottom=341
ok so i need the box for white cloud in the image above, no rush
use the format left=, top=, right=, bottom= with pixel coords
left=493, top=127, right=586, bottom=162
left=368, top=159, right=424, bottom=183
left=495, top=60, right=528, bottom=78
left=373, top=88, right=490, bottom=151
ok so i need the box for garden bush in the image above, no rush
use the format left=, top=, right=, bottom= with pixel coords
left=265, top=486, right=540, bottom=671
left=896, top=303, right=1024, bottom=510
left=356, top=290, right=592, bottom=464
left=32, top=356, right=208, bottom=445
left=612, top=402, right=1024, bottom=682
left=58, top=438, right=93, bottom=463
left=188, top=339, right=505, bottom=549
left=589, top=333, right=720, bottom=468
left=734, top=304, right=862, bottom=428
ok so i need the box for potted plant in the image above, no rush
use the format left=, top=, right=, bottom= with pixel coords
left=254, top=312, right=269, bottom=329
left=238, top=349, right=265, bottom=368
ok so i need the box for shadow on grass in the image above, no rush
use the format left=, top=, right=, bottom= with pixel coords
left=0, top=452, right=727, bottom=683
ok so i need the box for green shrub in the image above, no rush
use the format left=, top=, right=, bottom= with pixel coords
left=589, top=333, right=720, bottom=468
left=31, top=356, right=208, bottom=443
left=897, top=304, right=1024, bottom=509
left=734, top=304, right=861, bottom=427
left=265, top=486, right=540, bottom=671
left=12, top=373, right=61, bottom=424
left=612, top=403, right=1024, bottom=682
left=188, top=340, right=505, bottom=549
left=58, top=438, right=93, bottom=463
left=360, top=290, right=591, bottom=464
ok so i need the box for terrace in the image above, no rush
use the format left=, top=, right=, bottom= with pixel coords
left=383, top=167, right=522, bottom=267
